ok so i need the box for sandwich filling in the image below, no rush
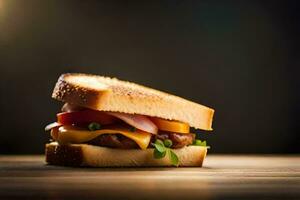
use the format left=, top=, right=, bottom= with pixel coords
left=45, top=103, right=209, bottom=166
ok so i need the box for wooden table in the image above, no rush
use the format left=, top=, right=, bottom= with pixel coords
left=0, top=155, right=299, bottom=200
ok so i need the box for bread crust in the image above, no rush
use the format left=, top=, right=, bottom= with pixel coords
left=45, top=143, right=83, bottom=166
left=52, top=73, right=214, bottom=130
left=45, top=142, right=207, bottom=167
left=52, top=74, right=110, bottom=109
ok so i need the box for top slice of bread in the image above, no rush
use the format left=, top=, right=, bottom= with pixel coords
left=52, top=73, right=214, bottom=130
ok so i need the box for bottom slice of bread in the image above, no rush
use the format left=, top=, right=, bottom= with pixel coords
left=45, top=142, right=207, bottom=167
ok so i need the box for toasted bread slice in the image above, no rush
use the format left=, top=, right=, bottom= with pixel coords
left=45, top=142, right=207, bottom=167
left=52, top=73, right=214, bottom=130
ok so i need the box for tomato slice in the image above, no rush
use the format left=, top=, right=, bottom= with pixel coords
left=57, top=110, right=116, bottom=126
left=150, top=117, right=190, bottom=134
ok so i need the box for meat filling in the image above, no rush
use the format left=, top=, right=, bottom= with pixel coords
left=88, top=134, right=139, bottom=149
left=153, top=132, right=195, bottom=148
left=87, top=132, right=195, bottom=149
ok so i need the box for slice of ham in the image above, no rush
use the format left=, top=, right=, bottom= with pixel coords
left=59, top=103, right=158, bottom=134
left=107, top=112, right=158, bottom=134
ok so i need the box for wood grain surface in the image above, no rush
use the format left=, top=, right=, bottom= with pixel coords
left=0, top=155, right=299, bottom=200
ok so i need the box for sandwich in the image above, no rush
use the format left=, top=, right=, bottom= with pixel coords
left=45, top=73, right=214, bottom=167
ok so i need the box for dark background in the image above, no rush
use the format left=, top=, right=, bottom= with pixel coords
left=0, top=0, right=299, bottom=154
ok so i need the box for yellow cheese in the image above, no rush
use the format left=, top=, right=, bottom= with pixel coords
left=56, top=126, right=152, bottom=150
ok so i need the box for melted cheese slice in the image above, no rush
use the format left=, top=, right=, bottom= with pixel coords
left=56, top=126, right=152, bottom=150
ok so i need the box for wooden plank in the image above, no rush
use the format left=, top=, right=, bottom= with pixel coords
left=0, top=155, right=299, bottom=200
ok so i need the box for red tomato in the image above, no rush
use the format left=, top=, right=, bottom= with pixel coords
left=57, top=110, right=116, bottom=126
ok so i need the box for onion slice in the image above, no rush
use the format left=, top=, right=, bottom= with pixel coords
left=45, top=122, right=62, bottom=131
left=107, top=112, right=158, bottom=134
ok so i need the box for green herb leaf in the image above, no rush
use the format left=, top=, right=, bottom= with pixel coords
left=153, top=148, right=166, bottom=159
left=130, top=127, right=136, bottom=132
left=163, top=139, right=173, bottom=148
left=153, top=139, right=179, bottom=166
left=168, top=149, right=179, bottom=166
left=88, top=122, right=101, bottom=131
left=153, top=142, right=166, bottom=153
left=193, top=139, right=211, bottom=149
left=193, top=139, right=201, bottom=145
left=155, top=139, right=164, bottom=146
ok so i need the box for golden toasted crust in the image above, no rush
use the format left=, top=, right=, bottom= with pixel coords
left=45, top=143, right=83, bottom=166
left=45, top=142, right=207, bottom=167
left=52, top=73, right=214, bottom=130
